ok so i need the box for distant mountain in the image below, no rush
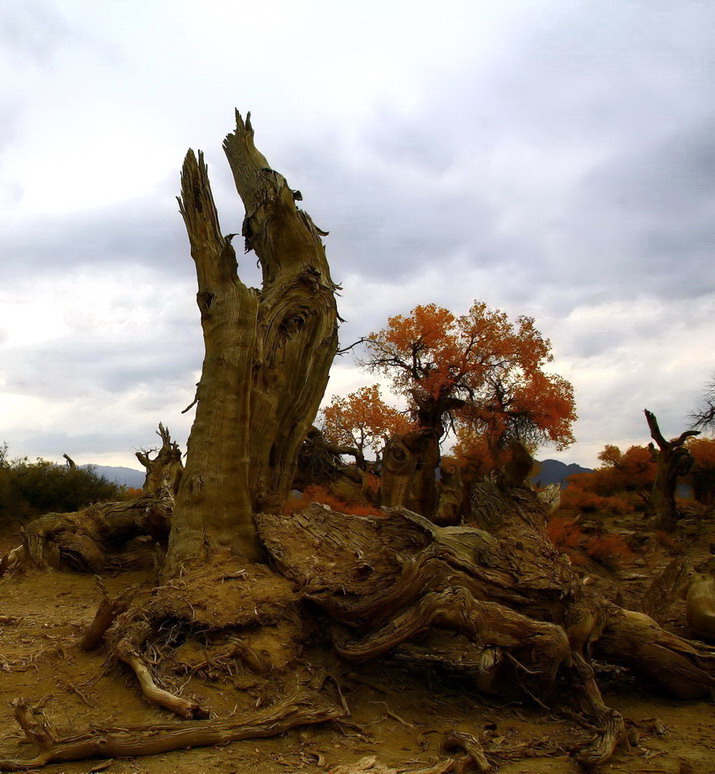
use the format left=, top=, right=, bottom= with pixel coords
left=82, top=460, right=590, bottom=492
left=532, top=459, right=592, bottom=489
left=80, top=465, right=145, bottom=489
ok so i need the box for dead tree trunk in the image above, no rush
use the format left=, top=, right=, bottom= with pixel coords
left=163, top=112, right=338, bottom=576
left=644, top=409, right=699, bottom=531
left=135, top=423, right=184, bottom=495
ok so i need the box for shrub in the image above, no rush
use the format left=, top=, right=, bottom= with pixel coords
left=283, top=484, right=383, bottom=517
left=584, top=534, right=632, bottom=569
left=0, top=447, right=122, bottom=521
left=547, top=516, right=583, bottom=549
left=559, top=486, right=634, bottom=514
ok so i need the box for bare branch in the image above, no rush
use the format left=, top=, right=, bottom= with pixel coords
left=336, top=337, right=367, bottom=356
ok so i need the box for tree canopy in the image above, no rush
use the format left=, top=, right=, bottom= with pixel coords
left=364, top=301, right=576, bottom=453
left=320, top=384, right=413, bottom=462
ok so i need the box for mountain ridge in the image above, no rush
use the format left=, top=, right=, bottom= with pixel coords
left=85, top=459, right=592, bottom=492
left=80, top=464, right=145, bottom=489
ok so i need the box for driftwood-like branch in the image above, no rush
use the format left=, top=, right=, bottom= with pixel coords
left=645, top=409, right=699, bottom=450
left=442, top=731, right=493, bottom=773
left=0, top=545, right=25, bottom=578
left=115, top=640, right=207, bottom=719
left=135, top=423, right=183, bottom=495
left=640, top=558, right=688, bottom=623
left=0, top=694, right=344, bottom=771
left=20, top=494, right=172, bottom=573
left=686, top=572, right=715, bottom=641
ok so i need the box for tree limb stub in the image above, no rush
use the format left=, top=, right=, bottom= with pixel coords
left=80, top=577, right=139, bottom=651
left=0, top=695, right=344, bottom=771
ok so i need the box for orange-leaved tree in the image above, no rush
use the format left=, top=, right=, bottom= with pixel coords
left=366, top=301, right=575, bottom=450
left=320, top=384, right=414, bottom=466
left=364, top=301, right=576, bottom=518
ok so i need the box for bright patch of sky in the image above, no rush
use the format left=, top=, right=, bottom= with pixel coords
left=1, top=0, right=713, bottom=468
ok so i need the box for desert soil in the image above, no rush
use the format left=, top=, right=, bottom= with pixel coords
left=1, top=518, right=713, bottom=774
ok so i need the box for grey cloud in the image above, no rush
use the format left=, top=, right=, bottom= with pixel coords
left=3, top=318, right=201, bottom=399
left=1, top=195, right=191, bottom=280
left=0, top=0, right=75, bottom=65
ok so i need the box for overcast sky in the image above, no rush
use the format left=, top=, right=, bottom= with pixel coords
left=1, top=0, right=713, bottom=470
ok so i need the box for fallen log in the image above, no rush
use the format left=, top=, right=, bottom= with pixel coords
left=0, top=694, right=344, bottom=771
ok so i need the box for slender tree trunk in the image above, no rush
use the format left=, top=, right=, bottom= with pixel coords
left=163, top=112, right=338, bottom=577
left=644, top=409, right=698, bottom=531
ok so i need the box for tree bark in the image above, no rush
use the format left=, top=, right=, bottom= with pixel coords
left=381, top=429, right=440, bottom=517
left=164, top=112, right=338, bottom=576
left=644, top=409, right=699, bottom=531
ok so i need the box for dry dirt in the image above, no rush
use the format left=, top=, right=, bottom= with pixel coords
left=1, top=519, right=713, bottom=774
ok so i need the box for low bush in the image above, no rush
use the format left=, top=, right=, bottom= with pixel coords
left=584, top=534, right=632, bottom=569
left=559, top=486, right=634, bottom=514
left=0, top=445, right=122, bottom=521
left=547, top=516, right=582, bottom=549
left=283, top=484, right=383, bottom=517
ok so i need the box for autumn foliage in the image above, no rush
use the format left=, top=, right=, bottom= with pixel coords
left=559, top=444, right=656, bottom=514
left=282, top=484, right=383, bottom=517
left=366, top=301, right=576, bottom=453
left=320, top=384, right=413, bottom=461
left=584, top=534, right=632, bottom=569
left=547, top=516, right=582, bottom=549
left=547, top=515, right=631, bottom=568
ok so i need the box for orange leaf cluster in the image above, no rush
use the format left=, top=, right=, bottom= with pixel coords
left=320, top=384, right=413, bottom=459
left=452, top=427, right=500, bottom=477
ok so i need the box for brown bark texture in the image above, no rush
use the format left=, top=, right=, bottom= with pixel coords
left=257, top=480, right=715, bottom=765
left=380, top=429, right=440, bottom=517
left=18, top=494, right=172, bottom=573
left=164, top=111, right=338, bottom=575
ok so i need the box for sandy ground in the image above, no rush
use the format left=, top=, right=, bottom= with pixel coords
left=1, top=523, right=713, bottom=774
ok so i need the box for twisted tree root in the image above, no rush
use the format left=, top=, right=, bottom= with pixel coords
left=0, top=694, right=345, bottom=770
left=115, top=640, right=208, bottom=719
